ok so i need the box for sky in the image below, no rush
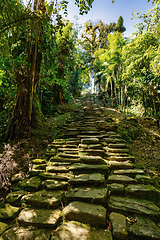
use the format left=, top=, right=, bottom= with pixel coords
left=64, top=0, right=153, bottom=37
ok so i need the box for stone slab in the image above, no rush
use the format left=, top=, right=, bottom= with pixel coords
left=125, top=184, right=156, bottom=199
left=108, top=156, right=135, bottom=162
left=62, top=201, right=106, bottom=227
left=108, top=161, right=133, bottom=170
left=17, top=176, right=41, bottom=191
left=5, top=190, right=27, bottom=206
left=108, top=196, right=160, bottom=220
left=69, top=163, right=110, bottom=175
left=80, top=156, right=105, bottom=164
left=0, top=222, right=10, bottom=235
left=135, top=174, right=151, bottom=184
left=128, top=216, right=160, bottom=239
left=65, top=187, right=108, bottom=205
left=108, top=183, right=125, bottom=195
left=18, top=208, right=61, bottom=228
left=1, top=226, right=50, bottom=240
left=110, top=212, right=128, bottom=239
left=22, top=190, right=64, bottom=209
left=68, top=173, right=105, bottom=185
left=113, top=169, right=145, bottom=178
left=39, top=172, right=74, bottom=181
left=46, top=166, right=70, bottom=173
left=81, top=138, right=100, bottom=144
left=107, top=175, right=137, bottom=184
left=0, top=204, right=20, bottom=220
left=51, top=221, right=113, bottom=240
left=45, top=180, right=68, bottom=190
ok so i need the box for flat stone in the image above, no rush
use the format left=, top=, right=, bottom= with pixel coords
left=50, top=156, right=80, bottom=163
left=103, top=138, right=125, bottom=143
left=0, top=204, right=20, bottom=219
left=65, top=187, right=108, bottom=205
left=69, top=163, right=110, bottom=176
left=33, top=164, right=47, bottom=170
left=1, top=226, right=50, bottom=240
left=6, top=190, right=27, bottom=206
left=108, top=183, right=125, bottom=195
left=51, top=221, right=112, bottom=240
left=62, top=201, right=106, bottom=227
left=107, top=175, right=136, bottom=184
left=128, top=216, right=160, bottom=239
left=45, top=180, right=68, bottom=190
left=108, top=196, right=160, bottom=221
left=66, top=140, right=81, bottom=145
left=11, top=173, right=23, bottom=182
left=22, top=190, right=64, bottom=209
left=17, top=176, right=41, bottom=191
left=29, top=169, right=45, bottom=176
left=18, top=208, right=61, bottom=228
left=31, top=159, right=47, bottom=164
left=135, top=174, right=152, bottom=184
left=68, top=173, right=105, bottom=185
left=0, top=222, right=10, bottom=235
left=108, top=156, right=135, bottom=162
left=88, top=144, right=102, bottom=149
left=39, top=172, right=74, bottom=181
left=125, top=184, right=156, bottom=200
left=109, top=161, right=133, bottom=170
left=80, top=156, right=105, bottom=164
left=80, top=149, right=105, bottom=157
left=113, top=169, right=145, bottom=178
left=81, top=138, right=100, bottom=144
left=106, top=148, right=129, bottom=153
left=46, top=166, right=70, bottom=173
left=109, top=144, right=127, bottom=148
left=110, top=212, right=128, bottom=239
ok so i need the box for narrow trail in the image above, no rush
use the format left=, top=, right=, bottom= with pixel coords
left=1, top=96, right=160, bottom=240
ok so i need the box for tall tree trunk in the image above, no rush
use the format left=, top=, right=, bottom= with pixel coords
left=5, top=0, right=45, bottom=140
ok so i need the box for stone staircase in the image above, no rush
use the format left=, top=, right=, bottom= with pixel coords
left=1, top=96, right=160, bottom=239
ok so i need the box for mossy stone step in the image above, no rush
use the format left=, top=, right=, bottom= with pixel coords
left=18, top=208, right=61, bottom=228
left=106, top=147, right=129, bottom=153
left=58, top=153, right=79, bottom=159
left=0, top=204, right=20, bottom=220
left=108, top=161, right=133, bottom=170
left=128, top=216, right=160, bottom=239
left=5, top=190, right=27, bottom=207
left=108, top=156, right=135, bottom=162
left=113, top=169, right=145, bottom=178
left=65, top=187, right=108, bottom=205
left=50, top=156, right=80, bottom=164
left=1, top=226, right=50, bottom=240
left=66, top=140, right=81, bottom=145
left=52, top=222, right=111, bottom=240
left=44, top=180, right=68, bottom=190
left=80, top=155, right=105, bottom=164
left=88, top=144, right=102, bottom=149
left=62, top=201, right=106, bottom=227
left=108, top=183, right=125, bottom=195
left=81, top=138, right=100, bottom=144
left=69, top=163, right=110, bottom=176
left=39, top=172, right=73, bottom=181
left=68, top=173, right=105, bottom=186
left=79, top=149, right=105, bottom=157
left=46, top=166, right=70, bottom=173
left=108, top=196, right=160, bottom=221
left=135, top=174, right=152, bottom=184
left=103, top=138, right=125, bottom=143
left=125, top=184, right=157, bottom=200
left=16, top=176, right=42, bottom=191
left=107, top=175, right=137, bottom=184
left=110, top=212, right=128, bottom=239
left=22, top=190, right=64, bottom=209
left=57, top=148, right=78, bottom=152
left=0, top=222, right=10, bottom=235
left=108, top=143, right=127, bottom=149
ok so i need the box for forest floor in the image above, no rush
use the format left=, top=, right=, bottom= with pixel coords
left=0, top=99, right=160, bottom=201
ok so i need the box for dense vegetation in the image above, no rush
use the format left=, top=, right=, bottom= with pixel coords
left=0, top=0, right=160, bottom=144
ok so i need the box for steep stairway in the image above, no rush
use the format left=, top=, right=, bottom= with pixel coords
left=1, top=96, right=160, bottom=240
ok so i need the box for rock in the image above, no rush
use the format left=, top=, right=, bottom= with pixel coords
left=108, top=161, right=133, bottom=170
left=81, top=138, right=100, bottom=144
left=0, top=204, right=20, bottom=219
left=80, top=149, right=105, bottom=157
left=1, top=226, right=50, bottom=240
left=80, top=156, right=105, bottom=164
left=107, top=175, right=137, bottom=184
left=108, top=196, right=160, bottom=221
left=46, top=166, right=70, bottom=173
left=108, top=183, right=125, bottom=195
left=88, top=144, right=102, bottom=149
left=135, top=174, right=152, bottom=184
left=62, top=201, right=106, bottom=227
left=108, top=144, right=127, bottom=149
left=18, top=208, right=61, bottom=228
left=51, top=221, right=113, bottom=240
left=17, top=176, right=41, bottom=191
left=65, top=187, right=108, bottom=205
left=11, top=173, right=23, bottom=183
left=45, top=180, right=68, bottom=190
left=31, top=159, right=47, bottom=164
left=68, top=173, right=105, bottom=186
left=0, top=222, right=9, bottom=235
left=22, top=190, right=64, bottom=209
left=106, top=148, right=129, bottom=154
left=108, top=156, right=135, bottom=162
left=128, top=216, right=160, bottom=239
left=69, top=163, right=110, bottom=176
left=39, top=172, right=74, bottom=180
left=110, top=212, right=128, bottom=239
left=33, top=164, right=47, bottom=170
left=5, top=190, right=27, bottom=206
left=113, top=169, right=145, bottom=178
left=125, top=184, right=156, bottom=200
